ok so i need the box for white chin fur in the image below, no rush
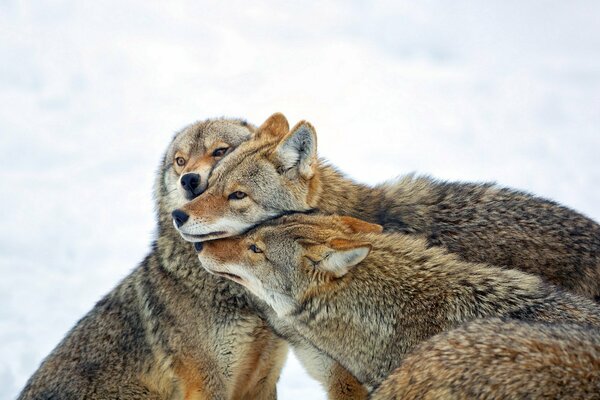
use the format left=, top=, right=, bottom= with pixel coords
left=199, top=258, right=295, bottom=317
left=198, top=256, right=233, bottom=277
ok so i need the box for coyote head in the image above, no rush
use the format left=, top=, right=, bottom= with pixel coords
left=172, top=112, right=321, bottom=242
left=194, top=213, right=382, bottom=316
left=157, top=118, right=254, bottom=217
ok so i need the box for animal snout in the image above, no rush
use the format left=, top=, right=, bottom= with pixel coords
left=180, top=173, right=201, bottom=197
left=194, top=242, right=203, bottom=252
left=171, top=209, right=189, bottom=228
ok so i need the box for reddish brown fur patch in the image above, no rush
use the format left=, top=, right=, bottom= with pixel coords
left=327, top=362, right=369, bottom=400
left=230, top=324, right=280, bottom=399
left=173, top=358, right=208, bottom=400
left=256, top=112, right=289, bottom=140
left=184, top=154, right=215, bottom=175
left=338, top=216, right=383, bottom=234
left=306, top=166, right=322, bottom=207
left=181, top=193, right=229, bottom=221
left=202, top=238, right=245, bottom=264
left=328, top=238, right=372, bottom=252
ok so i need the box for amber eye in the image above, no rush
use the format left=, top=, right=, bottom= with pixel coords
left=175, top=157, right=186, bottom=167
left=212, top=147, right=229, bottom=157
left=228, top=191, right=247, bottom=200
left=249, top=244, right=263, bottom=254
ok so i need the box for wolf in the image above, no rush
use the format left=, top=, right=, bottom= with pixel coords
left=371, top=318, right=600, bottom=400
left=194, top=213, right=600, bottom=392
left=173, top=112, right=600, bottom=300
left=18, top=118, right=288, bottom=400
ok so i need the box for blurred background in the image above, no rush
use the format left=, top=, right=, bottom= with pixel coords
left=1, top=0, right=599, bottom=397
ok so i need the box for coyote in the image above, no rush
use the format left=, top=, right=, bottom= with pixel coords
left=174, top=112, right=600, bottom=300
left=18, top=119, right=288, bottom=400
left=372, top=318, right=600, bottom=400
left=194, top=213, right=600, bottom=391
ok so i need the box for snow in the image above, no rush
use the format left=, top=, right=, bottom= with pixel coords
left=1, top=1, right=599, bottom=398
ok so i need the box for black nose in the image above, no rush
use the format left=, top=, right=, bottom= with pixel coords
left=194, top=242, right=203, bottom=252
left=171, top=209, right=189, bottom=228
left=180, top=173, right=200, bottom=194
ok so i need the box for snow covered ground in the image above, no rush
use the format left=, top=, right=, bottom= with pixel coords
left=1, top=1, right=599, bottom=398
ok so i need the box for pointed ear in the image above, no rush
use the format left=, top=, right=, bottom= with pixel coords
left=274, top=121, right=317, bottom=179
left=338, top=216, right=383, bottom=234
left=256, top=112, right=289, bottom=140
left=318, top=239, right=371, bottom=278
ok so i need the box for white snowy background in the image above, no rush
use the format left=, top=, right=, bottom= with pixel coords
left=1, top=0, right=599, bottom=398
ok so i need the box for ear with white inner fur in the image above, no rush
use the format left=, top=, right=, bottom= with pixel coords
left=275, top=121, right=317, bottom=179
left=318, top=239, right=371, bottom=278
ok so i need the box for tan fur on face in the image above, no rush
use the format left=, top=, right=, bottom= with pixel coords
left=182, top=193, right=229, bottom=223
left=160, top=118, right=256, bottom=212
left=183, top=154, right=214, bottom=176
left=180, top=141, right=232, bottom=176
left=202, top=238, right=246, bottom=265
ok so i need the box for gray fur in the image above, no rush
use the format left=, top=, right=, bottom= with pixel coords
left=372, top=318, right=600, bottom=399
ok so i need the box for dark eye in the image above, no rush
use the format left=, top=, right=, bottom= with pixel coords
left=249, top=244, right=263, bottom=253
left=228, top=191, right=247, bottom=200
left=212, top=147, right=229, bottom=157
left=175, top=157, right=186, bottom=167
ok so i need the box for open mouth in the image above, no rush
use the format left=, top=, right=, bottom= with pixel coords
left=180, top=231, right=227, bottom=242
left=210, top=270, right=244, bottom=284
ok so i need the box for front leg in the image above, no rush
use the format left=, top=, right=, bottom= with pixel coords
left=292, top=341, right=367, bottom=400
left=326, top=361, right=368, bottom=400
left=244, top=338, right=289, bottom=400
